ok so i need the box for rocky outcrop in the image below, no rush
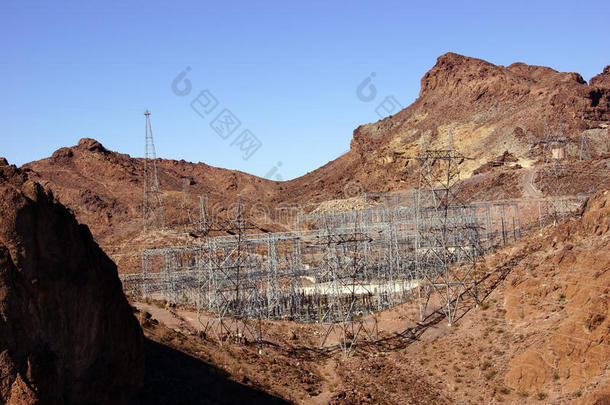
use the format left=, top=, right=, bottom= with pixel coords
left=586, top=65, right=610, bottom=122
left=0, top=159, right=144, bottom=404
left=22, top=54, right=610, bottom=274
left=351, top=53, right=610, bottom=169
left=589, top=65, right=610, bottom=88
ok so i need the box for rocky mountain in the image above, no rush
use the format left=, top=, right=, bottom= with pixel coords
left=4, top=52, right=609, bottom=404
left=0, top=160, right=144, bottom=403
left=350, top=53, right=610, bottom=184
left=21, top=53, right=610, bottom=273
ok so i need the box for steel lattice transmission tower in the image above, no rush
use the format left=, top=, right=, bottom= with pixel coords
left=410, top=130, right=483, bottom=326
left=579, top=133, right=591, bottom=161
left=532, top=119, right=571, bottom=226
left=143, top=110, right=166, bottom=230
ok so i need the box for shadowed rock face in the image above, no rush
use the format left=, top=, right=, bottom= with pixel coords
left=0, top=159, right=144, bottom=404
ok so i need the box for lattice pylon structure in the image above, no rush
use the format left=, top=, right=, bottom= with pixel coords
left=316, top=216, right=379, bottom=356
left=199, top=195, right=208, bottom=233
left=197, top=198, right=265, bottom=346
left=533, top=120, right=573, bottom=227
left=579, top=133, right=591, bottom=161
left=181, top=177, right=193, bottom=228
left=129, top=193, right=529, bottom=355
left=142, top=110, right=166, bottom=231
left=411, top=147, right=483, bottom=326
left=200, top=239, right=263, bottom=346
left=536, top=162, right=572, bottom=226
left=539, top=120, right=568, bottom=163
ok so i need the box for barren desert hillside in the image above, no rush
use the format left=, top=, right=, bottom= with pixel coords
left=21, top=53, right=610, bottom=273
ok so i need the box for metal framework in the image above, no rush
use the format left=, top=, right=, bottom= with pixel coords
left=122, top=118, right=605, bottom=356
left=123, top=122, right=598, bottom=355
left=408, top=147, right=484, bottom=326
left=532, top=121, right=593, bottom=226
left=535, top=120, right=568, bottom=163
left=125, top=191, right=521, bottom=355
left=181, top=177, right=193, bottom=228
left=142, top=110, right=166, bottom=230
left=579, top=133, right=591, bottom=161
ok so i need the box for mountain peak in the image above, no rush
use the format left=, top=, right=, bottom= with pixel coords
left=77, top=138, right=109, bottom=153
left=419, top=52, right=504, bottom=99
left=590, top=65, right=610, bottom=88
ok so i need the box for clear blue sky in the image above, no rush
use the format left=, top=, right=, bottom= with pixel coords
left=1, top=0, right=608, bottom=180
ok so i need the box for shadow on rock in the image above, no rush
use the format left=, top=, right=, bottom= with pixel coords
left=133, top=338, right=289, bottom=405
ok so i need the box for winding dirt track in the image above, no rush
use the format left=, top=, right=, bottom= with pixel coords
left=521, top=167, right=543, bottom=199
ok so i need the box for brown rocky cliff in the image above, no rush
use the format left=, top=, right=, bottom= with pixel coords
left=0, top=159, right=144, bottom=404
left=351, top=53, right=609, bottom=168
left=22, top=53, right=610, bottom=274
left=589, top=65, right=610, bottom=88
left=587, top=65, right=610, bottom=122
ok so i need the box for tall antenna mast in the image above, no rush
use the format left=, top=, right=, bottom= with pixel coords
left=579, top=133, right=591, bottom=160
left=143, top=109, right=166, bottom=230
left=447, top=128, right=454, bottom=150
